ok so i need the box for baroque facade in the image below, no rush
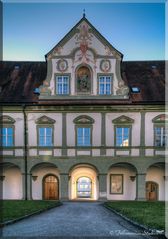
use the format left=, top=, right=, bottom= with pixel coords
left=0, top=15, right=166, bottom=201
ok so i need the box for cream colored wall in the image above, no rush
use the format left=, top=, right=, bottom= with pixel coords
left=106, top=113, right=141, bottom=146
left=3, top=167, right=22, bottom=199
left=27, top=113, right=62, bottom=146
left=146, top=166, right=165, bottom=201
left=69, top=166, right=98, bottom=200
left=31, top=167, right=60, bottom=200
left=107, top=167, right=136, bottom=200
left=66, top=113, right=101, bottom=146
left=145, top=112, right=165, bottom=146
left=2, top=113, right=24, bottom=146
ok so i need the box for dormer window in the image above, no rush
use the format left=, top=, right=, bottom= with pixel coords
left=98, top=75, right=112, bottom=95
left=55, top=75, right=70, bottom=95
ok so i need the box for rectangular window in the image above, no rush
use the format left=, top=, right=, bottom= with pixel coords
left=77, top=127, right=91, bottom=146
left=110, top=174, right=123, bottom=194
left=99, top=76, right=112, bottom=95
left=39, top=127, right=53, bottom=146
left=116, top=127, right=130, bottom=146
left=0, top=127, right=13, bottom=147
left=56, top=76, right=69, bottom=95
left=154, top=126, right=167, bottom=147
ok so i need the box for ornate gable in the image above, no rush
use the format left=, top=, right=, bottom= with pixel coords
left=0, top=115, right=15, bottom=124
left=73, top=115, right=94, bottom=124
left=39, top=15, right=129, bottom=100
left=112, top=115, right=134, bottom=124
left=36, top=116, right=56, bottom=124
left=152, top=114, right=168, bottom=123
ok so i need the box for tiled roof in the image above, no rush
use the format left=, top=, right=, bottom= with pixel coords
left=0, top=60, right=165, bottom=105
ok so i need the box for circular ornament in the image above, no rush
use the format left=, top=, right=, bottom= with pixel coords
left=100, top=59, right=111, bottom=72
left=57, top=59, right=68, bottom=72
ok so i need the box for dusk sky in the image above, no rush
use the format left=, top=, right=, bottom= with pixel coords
left=3, top=2, right=165, bottom=61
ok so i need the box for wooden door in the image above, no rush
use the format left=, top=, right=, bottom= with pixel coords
left=43, top=175, right=59, bottom=200
left=146, top=182, right=158, bottom=201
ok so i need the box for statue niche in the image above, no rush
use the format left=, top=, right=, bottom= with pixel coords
left=76, top=66, right=91, bottom=94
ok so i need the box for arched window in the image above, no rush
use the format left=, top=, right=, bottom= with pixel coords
left=76, top=66, right=91, bottom=94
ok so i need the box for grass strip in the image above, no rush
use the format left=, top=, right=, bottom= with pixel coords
left=0, top=200, right=61, bottom=223
left=105, top=201, right=165, bottom=230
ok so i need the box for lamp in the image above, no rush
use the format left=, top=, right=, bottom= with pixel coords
left=130, top=176, right=136, bottom=182
left=32, top=175, right=38, bottom=181
left=0, top=175, right=5, bottom=181
left=163, top=176, right=168, bottom=181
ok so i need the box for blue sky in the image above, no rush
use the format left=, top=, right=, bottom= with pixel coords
left=3, top=2, right=165, bottom=61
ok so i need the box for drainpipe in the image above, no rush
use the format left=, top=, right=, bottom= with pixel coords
left=23, top=104, right=28, bottom=200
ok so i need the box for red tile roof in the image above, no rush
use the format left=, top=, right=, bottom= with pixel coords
left=0, top=60, right=165, bottom=105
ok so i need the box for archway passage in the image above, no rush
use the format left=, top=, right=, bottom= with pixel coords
left=43, top=175, right=59, bottom=200
left=146, top=181, right=158, bottom=201
left=69, top=164, right=98, bottom=200
left=77, top=177, right=92, bottom=198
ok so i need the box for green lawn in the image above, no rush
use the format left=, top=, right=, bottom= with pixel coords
left=0, top=200, right=61, bottom=223
left=105, top=201, right=165, bottom=230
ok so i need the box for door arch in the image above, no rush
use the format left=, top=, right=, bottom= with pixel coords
left=146, top=181, right=158, bottom=201
left=77, top=176, right=92, bottom=198
left=43, top=174, right=59, bottom=200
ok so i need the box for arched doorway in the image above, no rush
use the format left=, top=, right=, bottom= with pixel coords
left=43, top=175, right=59, bottom=200
left=146, top=181, right=158, bottom=201
left=77, top=177, right=92, bottom=198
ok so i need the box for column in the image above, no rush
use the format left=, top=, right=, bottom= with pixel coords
left=27, top=173, right=32, bottom=200
left=140, top=111, right=146, bottom=156
left=60, top=173, right=69, bottom=201
left=22, top=173, right=26, bottom=200
left=100, top=112, right=106, bottom=155
left=62, top=113, right=67, bottom=156
left=136, top=173, right=146, bottom=201
left=99, top=173, right=107, bottom=201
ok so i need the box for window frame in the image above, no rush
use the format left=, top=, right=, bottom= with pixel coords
left=0, top=125, right=15, bottom=147
left=74, top=115, right=94, bottom=148
left=114, top=125, right=131, bottom=147
left=112, top=115, right=134, bottom=148
left=76, top=125, right=92, bottom=147
left=36, top=116, right=55, bottom=148
left=37, top=125, right=54, bottom=147
left=152, top=114, right=168, bottom=148
left=97, top=73, right=113, bottom=96
left=153, top=124, right=166, bottom=147
left=55, top=73, right=71, bottom=96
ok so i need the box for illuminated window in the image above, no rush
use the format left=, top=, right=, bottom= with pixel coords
left=116, top=127, right=130, bottom=146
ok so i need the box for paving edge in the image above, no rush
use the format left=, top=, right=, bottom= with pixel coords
left=0, top=201, right=63, bottom=228
left=103, top=203, right=166, bottom=238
